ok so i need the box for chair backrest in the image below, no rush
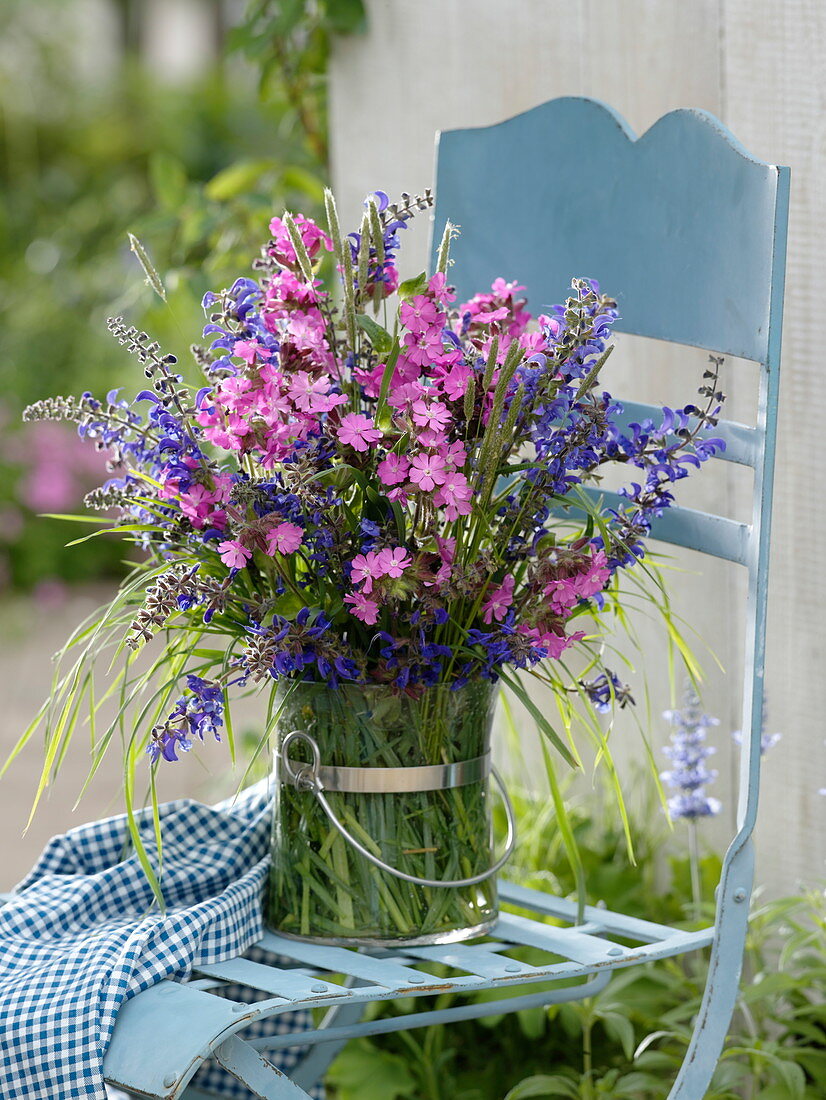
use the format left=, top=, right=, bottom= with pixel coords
left=429, top=97, right=789, bottom=836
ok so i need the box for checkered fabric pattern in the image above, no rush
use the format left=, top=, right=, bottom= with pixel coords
left=0, top=782, right=319, bottom=1100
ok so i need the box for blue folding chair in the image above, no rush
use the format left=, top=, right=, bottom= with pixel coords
left=45, top=98, right=792, bottom=1099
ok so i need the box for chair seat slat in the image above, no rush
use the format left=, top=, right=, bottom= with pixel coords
left=256, top=930, right=432, bottom=988
left=498, top=881, right=688, bottom=942
left=493, top=913, right=625, bottom=963
left=562, top=488, right=751, bottom=564
left=195, top=958, right=343, bottom=1003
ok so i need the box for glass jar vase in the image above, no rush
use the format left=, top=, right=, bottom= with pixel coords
left=266, top=679, right=510, bottom=946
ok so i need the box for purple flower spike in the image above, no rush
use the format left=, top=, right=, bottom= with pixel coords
left=661, top=682, right=721, bottom=821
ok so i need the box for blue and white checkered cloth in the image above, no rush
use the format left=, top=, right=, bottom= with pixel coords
left=0, top=782, right=318, bottom=1100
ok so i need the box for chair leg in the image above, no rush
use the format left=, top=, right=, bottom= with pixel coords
left=667, top=837, right=754, bottom=1099
left=213, top=1034, right=315, bottom=1099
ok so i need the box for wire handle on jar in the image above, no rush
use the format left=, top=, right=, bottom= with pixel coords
left=279, top=729, right=517, bottom=889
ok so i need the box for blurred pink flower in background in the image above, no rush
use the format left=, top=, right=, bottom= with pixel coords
left=5, top=421, right=106, bottom=514
left=32, top=578, right=69, bottom=609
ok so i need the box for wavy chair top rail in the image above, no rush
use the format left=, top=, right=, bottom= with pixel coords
left=430, top=96, right=787, bottom=366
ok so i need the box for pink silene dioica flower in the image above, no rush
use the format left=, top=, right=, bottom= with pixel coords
left=482, top=574, right=515, bottom=625
left=377, top=453, right=410, bottom=486
left=350, top=550, right=384, bottom=594
left=265, top=522, right=304, bottom=556
left=435, top=360, right=474, bottom=402
left=287, top=371, right=348, bottom=415
left=408, top=453, right=448, bottom=492
left=400, top=294, right=444, bottom=335
left=233, top=339, right=268, bottom=366
left=544, top=550, right=611, bottom=615
left=411, top=399, right=452, bottom=432
left=344, top=591, right=380, bottom=625
left=433, top=470, right=473, bottom=520
left=178, top=484, right=227, bottom=532
left=218, top=540, right=252, bottom=569
left=518, top=624, right=584, bottom=661
left=401, top=329, right=445, bottom=368
left=337, top=413, right=383, bottom=452
left=268, top=214, right=333, bottom=269
left=375, top=547, right=412, bottom=579
left=353, top=359, right=387, bottom=399
left=427, top=272, right=456, bottom=308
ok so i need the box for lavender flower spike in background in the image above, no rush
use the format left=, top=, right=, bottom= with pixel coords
left=661, top=681, right=721, bottom=821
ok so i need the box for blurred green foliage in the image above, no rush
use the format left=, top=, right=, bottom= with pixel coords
left=0, top=0, right=364, bottom=592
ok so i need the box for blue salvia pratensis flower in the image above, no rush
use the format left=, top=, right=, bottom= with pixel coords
left=661, top=682, right=721, bottom=820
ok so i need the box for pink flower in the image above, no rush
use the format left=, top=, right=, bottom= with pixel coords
left=544, top=551, right=611, bottom=614
left=337, top=412, right=383, bottom=452
left=353, top=359, right=388, bottom=398
left=350, top=550, right=383, bottom=593
left=416, top=426, right=449, bottom=449
left=387, top=377, right=427, bottom=411
left=428, top=272, right=456, bottom=307
left=268, top=214, right=332, bottom=268
left=233, top=340, right=268, bottom=365
left=377, top=453, right=410, bottom=486
left=435, top=536, right=456, bottom=563
left=375, top=547, right=412, bottom=579
left=344, top=591, right=380, bottom=625
left=400, top=294, right=443, bottom=335
left=482, top=574, right=515, bottom=625
left=435, top=543, right=455, bottom=582
left=408, top=453, right=448, bottom=491
left=433, top=470, right=473, bottom=520
left=178, top=484, right=226, bottom=531
left=401, top=329, right=444, bottom=367
left=266, top=522, right=304, bottom=556
left=411, top=399, right=452, bottom=432
left=287, top=371, right=348, bottom=415
left=518, top=625, right=584, bottom=660
left=543, top=576, right=581, bottom=616
left=218, top=540, right=252, bottom=569
left=436, top=361, right=474, bottom=401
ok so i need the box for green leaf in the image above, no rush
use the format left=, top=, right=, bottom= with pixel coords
left=271, top=591, right=308, bottom=618
left=600, top=1010, right=636, bottom=1060
left=281, top=165, right=326, bottom=203
left=322, top=0, right=368, bottom=35
left=65, top=523, right=157, bottom=547
left=38, top=513, right=110, bottom=524
left=204, top=158, right=278, bottom=202
left=356, top=313, right=394, bottom=355
left=326, top=1038, right=416, bottom=1100
left=505, top=1074, right=581, bottom=1099
left=499, top=671, right=579, bottom=769
left=397, top=271, right=428, bottom=300
left=516, top=1005, right=547, bottom=1040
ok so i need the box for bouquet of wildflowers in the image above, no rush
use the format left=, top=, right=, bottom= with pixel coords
left=15, top=189, right=724, bottom=928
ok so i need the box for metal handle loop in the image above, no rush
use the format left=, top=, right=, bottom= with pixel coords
left=279, top=730, right=517, bottom=889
